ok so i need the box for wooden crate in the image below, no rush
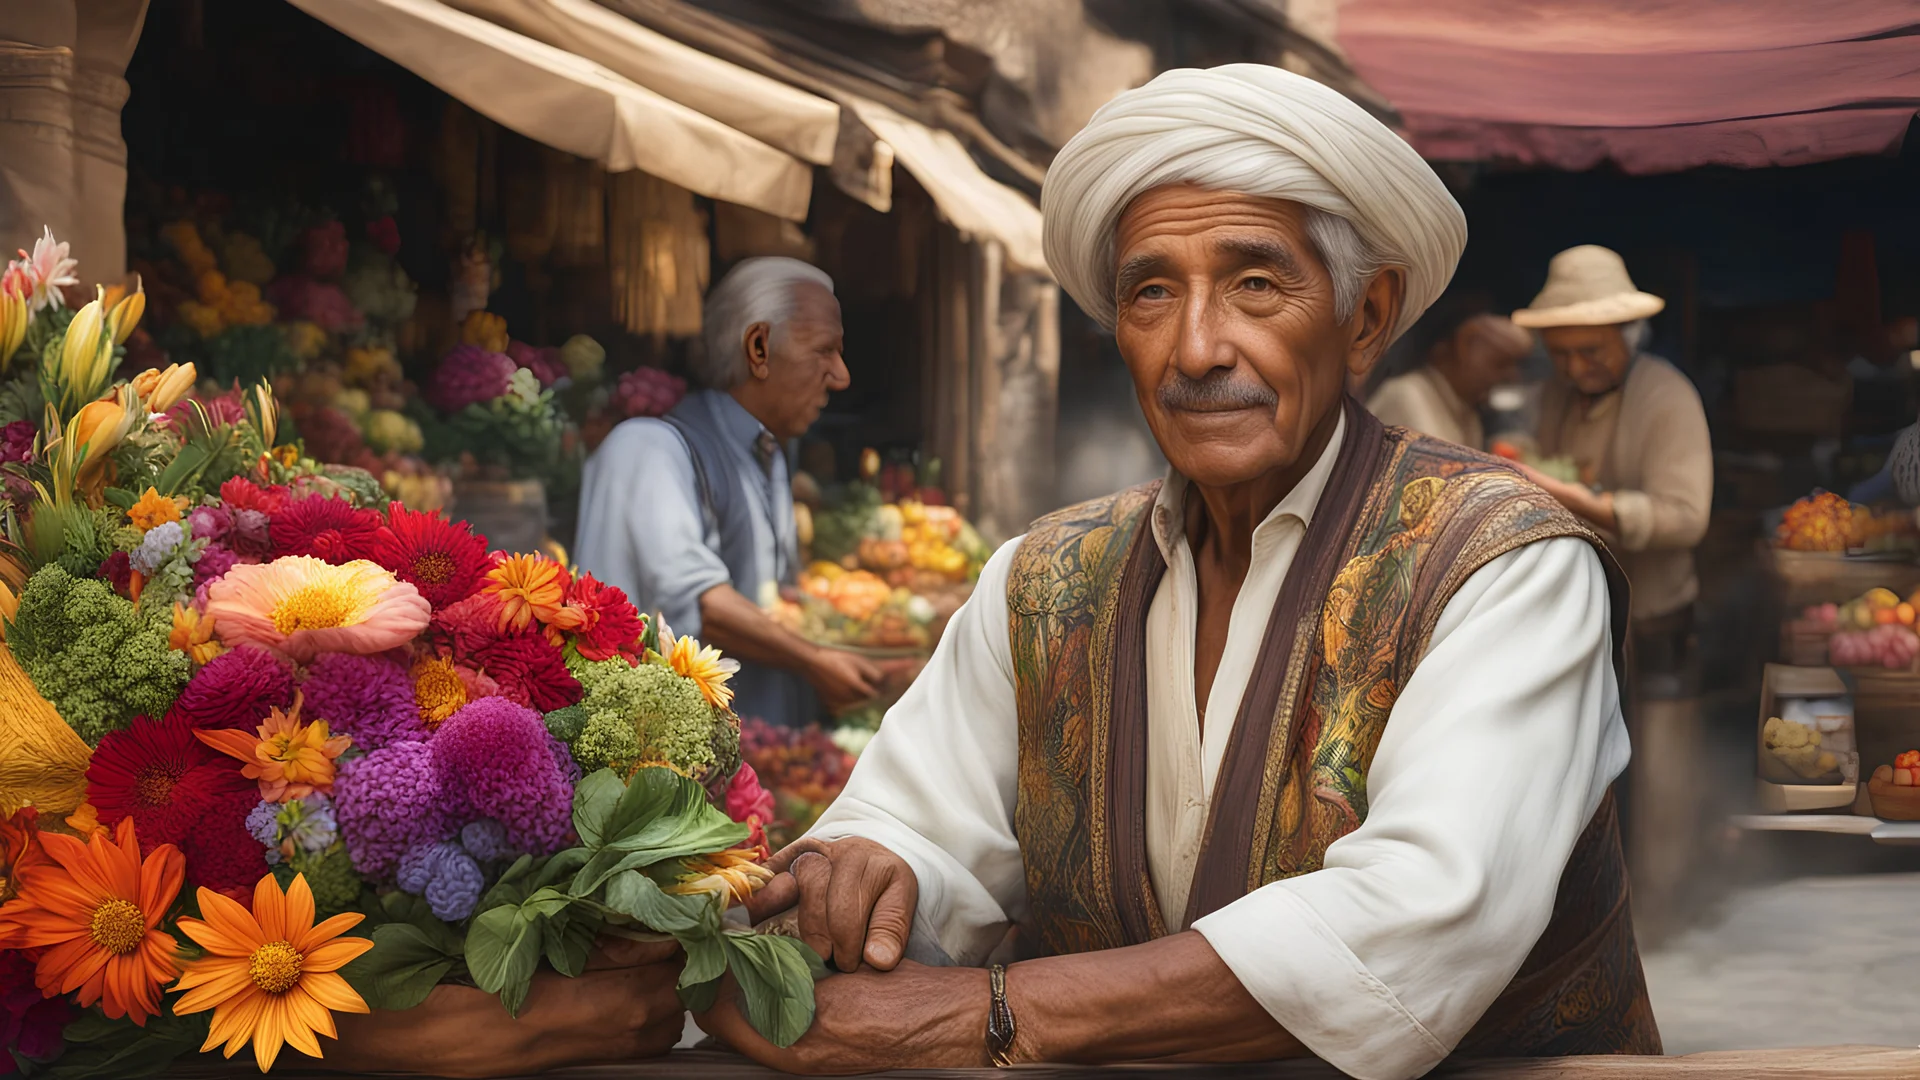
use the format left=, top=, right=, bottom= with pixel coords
left=1761, top=544, right=1920, bottom=610
left=1755, top=664, right=1857, bottom=811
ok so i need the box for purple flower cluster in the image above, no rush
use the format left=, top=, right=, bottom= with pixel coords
left=230, top=508, right=272, bottom=559
left=426, top=345, right=516, bottom=412
left=334, top=740, right=446, bottom=879
left=169, top=646, right=293, bottom=730
left=130, top=521, right=184, bottom=576
left=431, top=698, right=576, bottom=856
left=458, top=819, right=515, bottom=862
left=0, top=420, right=33, bottom=464
left=301, top=653, right=426, bottom=750
left=397, top=840, right=484, bottom=921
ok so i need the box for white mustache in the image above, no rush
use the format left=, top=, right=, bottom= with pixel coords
left=1158, top=372, right=1279, bottom=412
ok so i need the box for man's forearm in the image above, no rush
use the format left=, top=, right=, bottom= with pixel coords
left=1005, top=931, right=1305, bottom=1064
left=699, top=583, right=821, bottom=673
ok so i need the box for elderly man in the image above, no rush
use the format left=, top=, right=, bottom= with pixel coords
left=700, top=66, right=1659, bottom=1079
left=1367, top=310, right=1533, bottom=448
left=574, top=256, right=884, bottom=726
left=1511, top=245, right=1712, bottom=670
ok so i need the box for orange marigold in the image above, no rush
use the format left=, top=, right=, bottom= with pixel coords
left=128, top=486, right=182, bottom=532
left=482, top=553, right=568, bottom=634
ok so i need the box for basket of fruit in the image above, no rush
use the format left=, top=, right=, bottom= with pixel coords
left=1868, top=751, right=1920, bottom=820
left=1765, top=494, right=1920, bottom=607
left=1818, top=587, right=1920, bottom=672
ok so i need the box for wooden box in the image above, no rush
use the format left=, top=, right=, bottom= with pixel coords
left=1755, top=664, right=1857, bottom=812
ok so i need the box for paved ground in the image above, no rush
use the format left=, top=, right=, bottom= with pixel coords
left=1642, top=873, right=1920, bottom=1053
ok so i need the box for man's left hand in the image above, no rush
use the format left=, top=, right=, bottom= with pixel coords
left=696, top=961, right=989, bottom=1075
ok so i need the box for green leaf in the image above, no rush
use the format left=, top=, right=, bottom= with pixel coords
left=678, top=976, right=721, bottom=1014
left=152, top=441, right=213, bottom=495
left=723, top=932, right=819, bottom=1049
left=572, top=767, right=627, bottom=847
left=478, top=853, right=538, bottom=912
left=465, top=904, right=543, bottom=1016
left=102, top=487, right=137, bottom=510
left=340, top=923, right=460, bottom=1011
left=601, top=869, right=712, bottom=933
left=522, top=885, right=575, bottom=918
left=603, top=766, right=683, bottom=842
left=679, top=932, right=727, bottom=989
left=39, top=1009, right=208, bottom=1080
left=531, top=846, right=590, bottom=890
left=542, top=910, right=598, bottom=978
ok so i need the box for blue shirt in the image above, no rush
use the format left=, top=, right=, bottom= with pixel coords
left=574, top=389, right=810, bottom=726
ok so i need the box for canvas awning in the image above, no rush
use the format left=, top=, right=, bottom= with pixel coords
left=1338, top=0, right=1920, bottom=173
left=847, top=99, right=1047, bottom=275
left=285, top=0, right=814, bottom=220
left=439, top=0, right=838, bottom=167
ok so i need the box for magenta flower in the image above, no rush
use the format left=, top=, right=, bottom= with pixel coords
left=430, top=697, right=576, bottom=856
left=426, top=345, right=516, bottom=412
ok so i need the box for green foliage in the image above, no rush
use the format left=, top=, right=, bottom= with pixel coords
left=0, top=371, right=44, bottom=426
left=196, top=324, right=298, bottom=388
left=15, top=1008, right=209, bottom=1079
left=810, top=482, right=883, bottom=564
left=321, top=463, right=388, bottom=508
left=415, top=369, right=575, bottom=487
left=7, top=565, right=190, bottom=744
left=343, top=768, right=818, bottom=1047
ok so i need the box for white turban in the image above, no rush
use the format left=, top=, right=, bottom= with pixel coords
left=1041, top=64, right=1466, bottom=343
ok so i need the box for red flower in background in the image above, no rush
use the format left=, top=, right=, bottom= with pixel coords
left=428, top=592, right=508, bottom=663
left=551, top=573, right=644, bottom=661
left=87, top=713, right=254, bottom=853
left=1, top=949, right=71, bottom=1072
left=97, top=552, right=133, bottom=599
left=219, top=475, right=287, bottom=514
left=366, top=216, right=401, bottom=256
left=270, top=494, right=380, bottom=564
left=474, top=633, right=581, bottom=713
left=372, top=504, right=489, bottom=609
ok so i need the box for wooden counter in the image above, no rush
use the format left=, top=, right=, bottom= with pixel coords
left=169, top=1045, right=1920, bottom=1079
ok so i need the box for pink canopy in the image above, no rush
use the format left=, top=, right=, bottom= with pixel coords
left=1337, top=0, right=1920, bottom=173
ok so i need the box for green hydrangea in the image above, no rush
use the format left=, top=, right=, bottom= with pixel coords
left=563, top=658, right=719, bottom=778
left=7, top=565, right=189, bottom=744
left=280, top=844, right=362, bottom=917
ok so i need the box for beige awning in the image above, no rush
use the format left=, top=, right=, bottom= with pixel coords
left=847, top=99, right=1047, bottom=276
left=285, top=0, right=813, bottom=220
left=440, top=0, right=838, bottom=167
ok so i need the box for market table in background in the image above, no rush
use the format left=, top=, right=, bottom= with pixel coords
left=167, top=1046, right=1920, bottom=1079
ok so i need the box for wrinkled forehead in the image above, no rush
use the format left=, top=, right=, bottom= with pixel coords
left=1109, top=185, right=1321, bottom=271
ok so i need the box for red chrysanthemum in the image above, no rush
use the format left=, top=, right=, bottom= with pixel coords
left=552, top=573, right=645, bottom=661
left=86, top=713, right=255, bottom=853
left=177, top=785, right=270, bottom=902
left=166, top=645, right=295, bottom=731
left=475, top=633, right=582, bottom=712
left=371, top=503, right=489, bottom=609
left=428, top=591, right=509, bottom=663
left=1, top=948, right=73, bottom=1069
left=218, top=475, right=287, bottom=514
left=269, top=494, right=382, bottom=564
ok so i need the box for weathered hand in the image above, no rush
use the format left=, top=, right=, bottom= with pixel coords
left=696, top=961, right=988, bottom=1074
left=324, top=937, right=685, bottom=1077
left=746, top=836, right=917, bottom=972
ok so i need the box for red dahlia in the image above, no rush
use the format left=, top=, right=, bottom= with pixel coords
left=371, top=503, right=489, bottom=609
left=219, top=475, right=288, bottom=514
left=476, top=632, right=582, bottom=713
left=86, top=713, right=254, bottom=853
left=271, top=494, right=382, bottom=564
left=179, top=785, right=271, bottom=902
left=553, top=573, right=645, bottom=661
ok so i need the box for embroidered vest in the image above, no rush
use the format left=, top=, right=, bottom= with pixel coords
left=1005, top=401, right=1660, bottom=1058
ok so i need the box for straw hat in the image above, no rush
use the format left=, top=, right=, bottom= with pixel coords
left=1511, top=245, right=1665, bottom=329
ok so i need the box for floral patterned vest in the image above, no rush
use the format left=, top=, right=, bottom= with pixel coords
left=1004, top=400, right=1660, bottom=1058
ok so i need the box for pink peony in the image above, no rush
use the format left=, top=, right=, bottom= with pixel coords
left=426, top=345, right=516, bottom=412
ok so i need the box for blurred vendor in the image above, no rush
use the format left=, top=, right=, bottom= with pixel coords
left=1366, top=311, right=1532, bottom=448
left=1512, top=245, right=1712, bottom=671
left=576, top=257, right=883, bottom=726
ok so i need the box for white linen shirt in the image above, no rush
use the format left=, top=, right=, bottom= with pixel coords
left=805, top=421, right=1630, bottom=1080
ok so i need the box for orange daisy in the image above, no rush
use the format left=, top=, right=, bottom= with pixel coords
left=0, top=817, right=184, bottom=1025
left=482, top=553, right=568, bottom=634
left=172, top=873, right=373, bottom=1072
left=170, top=602, right=225, bottom=666
left=196, top=694, right=352, bottom=803
left=0, top=806, right=47, bottom=905
left=128, top=486, right=182, bottom=532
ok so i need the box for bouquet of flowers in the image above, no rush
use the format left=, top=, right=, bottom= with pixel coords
left=415, top=315, right=577, bottom=491
left=0, top=234, right=815, bottom=1076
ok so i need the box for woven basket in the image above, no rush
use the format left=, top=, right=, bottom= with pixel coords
left=0, top=643, right=91, bottom=818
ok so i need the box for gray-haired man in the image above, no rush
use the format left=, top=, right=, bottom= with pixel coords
left=576, top=256, right=883, bottom=725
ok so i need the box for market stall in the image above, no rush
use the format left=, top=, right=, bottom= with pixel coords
left=1739, top=490, right=1920, bottom=844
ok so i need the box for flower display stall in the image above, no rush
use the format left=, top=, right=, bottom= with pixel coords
left=0, top=234, right=816, bottom=1076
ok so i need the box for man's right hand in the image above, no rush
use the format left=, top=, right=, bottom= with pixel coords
left=806, top=646, right=885, bottom=713
left=746, top=836, right=917, bottom=973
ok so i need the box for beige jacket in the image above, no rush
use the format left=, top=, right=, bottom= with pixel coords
left=1538, top=355, right=1712, bottom=621
left=1367, top=366, right=1483, bottom=449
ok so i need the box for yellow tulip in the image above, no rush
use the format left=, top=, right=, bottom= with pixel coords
left=70, top=390, right=135, bottom=497
left=0, top=290, right=25, bottom=374
left=131, top=362, right=196, bottom=413
left=51, top=293, right=113, bottom=413
left=105, top=275, right=145, bottom=346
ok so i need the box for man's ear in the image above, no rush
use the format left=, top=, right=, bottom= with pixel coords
left=1346, top=267, right=1407, bottom=379
left=743, top=322, right=774, bottom=380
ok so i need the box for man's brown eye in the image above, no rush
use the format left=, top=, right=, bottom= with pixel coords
left=1244, top=276, right=1274, bottom=292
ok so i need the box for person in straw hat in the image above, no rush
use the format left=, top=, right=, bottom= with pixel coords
left=700, top=66, right=1658, bottom=1077
left=1511, top=245, right=1712, bottom=666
